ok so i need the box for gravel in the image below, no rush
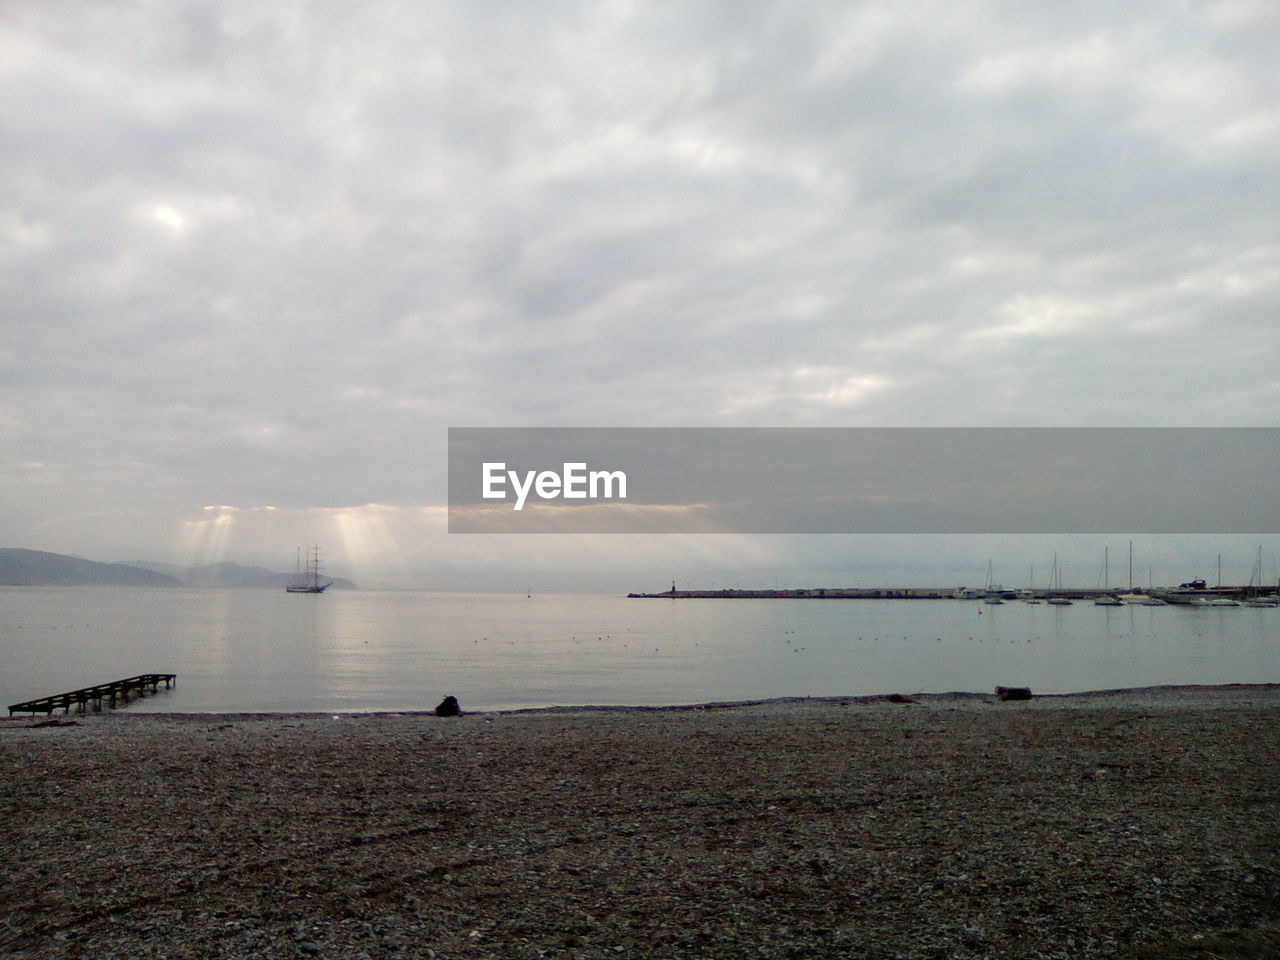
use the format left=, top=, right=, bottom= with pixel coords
left=2, top=684, right=1278, bottom=959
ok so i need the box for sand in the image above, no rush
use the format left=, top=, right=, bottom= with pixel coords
left=3, top=685, right=1278, bottom=959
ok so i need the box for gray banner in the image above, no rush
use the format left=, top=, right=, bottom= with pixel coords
left=448, top=428, right=1278, bottom=533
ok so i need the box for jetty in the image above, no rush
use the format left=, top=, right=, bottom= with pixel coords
left=626, top=585, right=1275, bottom=602
left=628, top=587, right=953, bottom=600
left=7, top=674, right=176, bottom=717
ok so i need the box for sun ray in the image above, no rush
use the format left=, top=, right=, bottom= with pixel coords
left=176, top=505, right=238, bottom=570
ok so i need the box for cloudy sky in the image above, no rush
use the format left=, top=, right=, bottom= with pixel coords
left=2, top=0, right=1277, bottom=589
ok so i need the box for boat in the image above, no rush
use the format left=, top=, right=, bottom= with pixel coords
left=286, top=546, right=333, bottom=594
left=1046, top=553, right=1073, bottom=605
left=1243, top=546, right=1277, bottom=605
left=1094, top=548, right=1123, bottom=605
left=1117, top=544, right=1155, bottom=602
left=982, top=560, right=1005, bottom=603
left=1205, top=554, right=1238, bottom=605
left=1019, top=564, right=1041, bottom=603
left=1157, top=579, right=1210, bottom=605
left=1162, top=555, right=1246, bottom=606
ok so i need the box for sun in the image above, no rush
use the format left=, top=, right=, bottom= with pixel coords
left=153, top=205, right=185, bottom=233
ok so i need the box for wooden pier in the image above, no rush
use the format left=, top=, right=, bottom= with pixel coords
left=7, top=674, right=176, bottom=717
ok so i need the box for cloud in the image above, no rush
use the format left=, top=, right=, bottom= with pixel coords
left=1, top=0, right=1277, bottom=581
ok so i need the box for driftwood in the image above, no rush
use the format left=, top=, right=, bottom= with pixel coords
left=995, top=686, right=1033, bottom=701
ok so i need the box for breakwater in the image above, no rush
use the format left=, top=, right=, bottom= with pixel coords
left=627, top=586, right=1271, bottom=602
left=629, top=587, right=954, bottom=599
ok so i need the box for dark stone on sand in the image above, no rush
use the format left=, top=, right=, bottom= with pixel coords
left=435, top=695, right=460, bottom=717
left=996, top=686, right=1033, bottom=701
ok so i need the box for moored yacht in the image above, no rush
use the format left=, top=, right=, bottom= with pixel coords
left=1093, top=547, right=1123, bottom=605
left=1046, top=552, right=1072, bottom=604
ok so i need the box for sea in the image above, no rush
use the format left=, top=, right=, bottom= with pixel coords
left=2, top=587, right=1277, bottom=714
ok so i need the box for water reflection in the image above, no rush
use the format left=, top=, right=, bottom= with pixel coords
left=1, top=589, right=1275, bottom=712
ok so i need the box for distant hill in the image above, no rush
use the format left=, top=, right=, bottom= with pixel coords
left=125, top=560, right=356, bottom=590
left=0, top=549, right=356, bottom=589
left=0, top=549, right=182, bottom=586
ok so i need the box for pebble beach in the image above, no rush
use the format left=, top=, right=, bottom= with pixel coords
left=3, top=685, right=1278, bottom=959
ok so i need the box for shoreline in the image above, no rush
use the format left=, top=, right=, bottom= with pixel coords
left=6, top=681, right=1278, bottom=724
left=3, top=683, right=1277, bottom=959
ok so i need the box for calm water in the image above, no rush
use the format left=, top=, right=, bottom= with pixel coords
left=1, top=587, right=1276, bottom=713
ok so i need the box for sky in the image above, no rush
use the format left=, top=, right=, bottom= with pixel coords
left=2, top=0, right=1278, bottom=591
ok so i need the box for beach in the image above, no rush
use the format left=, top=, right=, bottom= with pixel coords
left=3, top=685, right=1278, bottom=959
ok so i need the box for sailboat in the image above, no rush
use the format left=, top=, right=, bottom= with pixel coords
left=1019, top=564, right=1041, bottom=603
left=286, top=546, right=333, bottom=594
left=1208, top=553, right=1239, bottom=606
left=1046, top=553, right=1073, bottom=605
left=982, top=559, right=1004, bottom=603
left=1117, top=542, right=1150, bottom=603
left=1094, top=547, right=1123, bottom=605
left=1245, top=546, right=1278, bottom=606
left=1137, top=559, right=1167, bottom=604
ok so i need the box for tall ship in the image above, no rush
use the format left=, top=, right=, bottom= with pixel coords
left=286, top=546, right=333, bottom=594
